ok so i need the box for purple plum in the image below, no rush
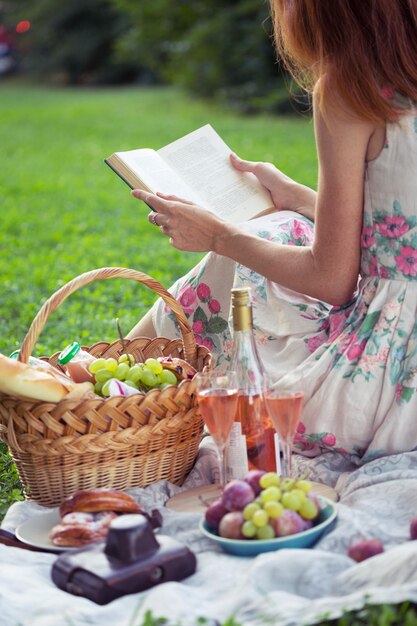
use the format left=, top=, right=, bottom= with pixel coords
left=205, top=498, right=228, bottom=533
left=218, top=511, right=245, bottom=539
left=222, top=480, right=255, bottom=512
left=272, top=510, right=305, bottom=537
left=347, top=539, right=384, bottom=562
left=410, top=516, right=417, bottom=540
left=244, top=470, right=266, bottom=496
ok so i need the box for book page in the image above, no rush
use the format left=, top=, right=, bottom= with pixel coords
left=157, top=125, right=272, bottom=223
left=111, top=148, right=202, bottom=202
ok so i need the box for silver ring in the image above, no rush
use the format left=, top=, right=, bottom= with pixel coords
left=150, top=212, right=158, bottom=226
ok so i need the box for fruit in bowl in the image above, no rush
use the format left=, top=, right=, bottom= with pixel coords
left=200, top=472, right=338, bottom=556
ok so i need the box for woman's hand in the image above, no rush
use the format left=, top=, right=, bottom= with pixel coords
left=230, top=152, right=316, bottom=221
left=131, top=189, right=232, bottom=252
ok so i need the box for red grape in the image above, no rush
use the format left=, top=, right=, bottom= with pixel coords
left=244, top=470, right=266, bottom=496
left=410, top=516, right=417, bottom=540
left=205, top=498, right=228, bottom=533
left=347, top=539, right=384, bottom=562
left=271, top=510, right=304, bottom=536
left=222, top=480, right=255, bottom=511
left=218, top=512, right=245, bottom=539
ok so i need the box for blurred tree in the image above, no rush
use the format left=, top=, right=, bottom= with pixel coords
left=8, top=0, right=141, bottom=85
left=6, top=0, right=309, bottom=113
left=112, top=0, right=308, bottom=114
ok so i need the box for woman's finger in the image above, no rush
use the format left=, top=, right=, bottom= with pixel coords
left=148, top=211, right=160, bottom=226
left=156, top=192, right=194, bottom=205
left=131, top=189, right=168, bottom=212
left=230, top=152, right=257, bottom=173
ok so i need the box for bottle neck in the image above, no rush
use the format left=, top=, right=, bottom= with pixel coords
left=230, top=328, right=266, bottom=392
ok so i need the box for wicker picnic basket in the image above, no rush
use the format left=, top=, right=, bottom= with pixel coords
left=0, top=267, right=212, bottom=507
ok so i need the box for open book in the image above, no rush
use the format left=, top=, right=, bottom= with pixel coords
left=105, top=124, right=273, bottom=223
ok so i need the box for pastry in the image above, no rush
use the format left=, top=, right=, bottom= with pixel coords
left=50, top=488, right=153, bottom=548
left=59, top=488, right=141, bottom=518
left=157, top=356, right=197, bottom=380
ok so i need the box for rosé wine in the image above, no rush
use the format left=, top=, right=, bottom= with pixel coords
left=265, top=391, right=304, bottom=442
left=237, top=394, right=277, bottom=472
left=198, top=388, right=238, bottom=448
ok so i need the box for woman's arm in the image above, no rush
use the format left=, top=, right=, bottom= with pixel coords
left=132, top=98, right=375, bottom=306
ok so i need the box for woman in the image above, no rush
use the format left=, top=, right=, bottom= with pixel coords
left=128, top=0, right=417, bottom=464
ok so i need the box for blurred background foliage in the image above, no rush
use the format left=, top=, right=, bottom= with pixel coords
left=2, top=0, right=310, bottom=115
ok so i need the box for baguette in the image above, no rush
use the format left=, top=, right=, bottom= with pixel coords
left=0, top=353, right=93, bottom=403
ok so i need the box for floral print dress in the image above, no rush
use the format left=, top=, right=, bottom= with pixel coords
left=150, top=104, right=417, bottom=465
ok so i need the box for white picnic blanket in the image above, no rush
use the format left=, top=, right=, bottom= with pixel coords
left=1, top=440, right=417, bottom=626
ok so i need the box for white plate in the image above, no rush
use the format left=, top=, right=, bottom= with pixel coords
left=15, top=509, right=77, bottom=552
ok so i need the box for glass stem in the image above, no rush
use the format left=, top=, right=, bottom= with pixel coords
left=216, top=444, right=227, bottom=486
left=281, top=440, right=293, bottom=478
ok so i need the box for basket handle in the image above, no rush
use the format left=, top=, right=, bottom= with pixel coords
left=18, top=267, right=198, bottom=366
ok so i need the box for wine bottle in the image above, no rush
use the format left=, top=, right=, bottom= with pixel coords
left=226, top=287, right=279, bottom=479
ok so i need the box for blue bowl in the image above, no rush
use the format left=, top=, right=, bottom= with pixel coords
left=199, top=496, right=337, bottom=557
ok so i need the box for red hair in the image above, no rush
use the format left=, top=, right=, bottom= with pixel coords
left=270, top=0, right=417, bottom=124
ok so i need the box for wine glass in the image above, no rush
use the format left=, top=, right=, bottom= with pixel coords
left=196, top=370, right=239, bottom=486
left=264, top=386, right=304, bottom=478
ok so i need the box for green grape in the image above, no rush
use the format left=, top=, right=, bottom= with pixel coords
left=299, top=498, right=319, bottom=520
left=159, top=369, right=178, bottom=385
left=89, top=358, right=107, bottom=374
left=242, top=521, right=257, bottom=538
left=259, top=472, right=280, bottom=489
left=280, top=477, right=296, bottom=491
left=101, top=379, right=114, bottom=397
left=295, top=480, right=312, bottom=494
left=243, top=502, right=260, bottom=521
left=145, top=358, right=163, bottom=374
left=159, top=382, right=173, bottom=390
left=95, top=368, right=113, bottom=383
left=118, top=353, right=135, bottom=366
left=104, top=358, right=118, bottom=372
left=114, top=363, right=130, bottom=381
left=256, top=525, right=275, bottom=540
left=291, top=489, right=307, bottom=504
left=264, top=501, right=284, bottom=519
left=124, top=380, right=138, bottom=389
left=252, top=509, right=269, bottom=528
left=141, top=368, right=158, bottom=388
left=282, top=491, right=302, bottom=511
left=126, top=364, right=143, bottom=384
left=260, top=486, right=281, bottom=503
left=94, top=381, right=104, bottom=395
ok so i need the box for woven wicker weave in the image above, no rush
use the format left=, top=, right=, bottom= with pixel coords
left=0, top=267, right=212, bottom=507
